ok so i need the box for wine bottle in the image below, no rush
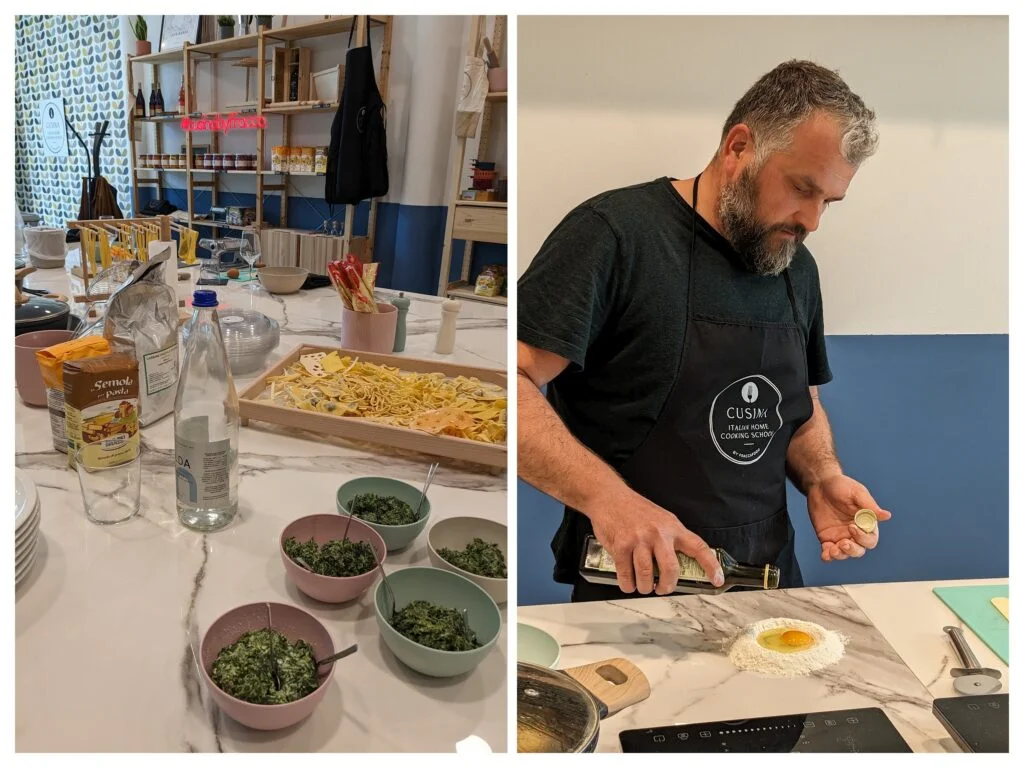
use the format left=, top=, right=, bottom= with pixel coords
left=135, top=86, right=146, bottom=118
left=578, top=535, right=781, bottom=595
left=148, top=83, right=156, bottom=115
left=178, top=76, right=186, bottom=115
left=155, top=84, right=165, bottom=114
left=289, top=66, right=299, bottom=101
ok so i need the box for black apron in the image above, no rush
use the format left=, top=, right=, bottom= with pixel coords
left=325, top=19, right=389, bottom=206
left=568, top=174, right=813, bottom=602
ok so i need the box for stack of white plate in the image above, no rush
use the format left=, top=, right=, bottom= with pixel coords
left=15, top=470, right=42, bottom=586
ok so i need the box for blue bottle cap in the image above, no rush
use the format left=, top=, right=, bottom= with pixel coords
left=192, top=289, right=219, bottom=308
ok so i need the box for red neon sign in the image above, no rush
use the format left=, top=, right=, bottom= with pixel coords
left=181, top=112, right=268, bottom=135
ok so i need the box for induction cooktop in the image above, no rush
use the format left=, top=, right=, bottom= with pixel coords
left=932, top=694, right=1008, bottom=753
left=619, top=707, right=912, bottom=753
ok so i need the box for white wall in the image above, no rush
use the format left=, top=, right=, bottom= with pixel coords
left=124, top=16, right=504, bottom=210
left=517, top=15, right=1008, bottom=336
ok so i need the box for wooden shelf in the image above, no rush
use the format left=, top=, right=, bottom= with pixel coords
left=262, top=16, right=384, bottom=43
left=189, top=33, right=260, bottom=56
left=130, top=48, right=185, bottom=65
left=186, top=219, right=249, bottom=231
left=189, top=169, right=276, bottom=175
left=135, top=113, right=186, bottom=123
left=263, top=101, right=338, bottom=115
left=456, top=200, right=507, bottom=208
left=438, top=16, right=507, bottom=297
left=129, top=16, right=392, bottom=262
left=447, top=283, right=507, bottom=306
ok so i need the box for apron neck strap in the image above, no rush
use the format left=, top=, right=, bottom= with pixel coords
left=348, top=16, right=373, bottom=53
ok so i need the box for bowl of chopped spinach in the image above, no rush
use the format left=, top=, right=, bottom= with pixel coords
left=280, top=514, right=387, bottom=603
left=374, top=566, right=501, bottom=678
left=427, top=516, right=508, bottom=604
left=199, top=602, right=335, bottom=730
left=336, top=476, right=431, bottom=552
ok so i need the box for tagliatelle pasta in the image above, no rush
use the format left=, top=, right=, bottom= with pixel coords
left=258, top=351, right=507, bottom=444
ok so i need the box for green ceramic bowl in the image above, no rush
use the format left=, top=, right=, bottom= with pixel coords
left=374, top=566, right=501, bottom=678
left=336, top=476, right=431, bottom=552
left=517, top=623, right=561, bottom=668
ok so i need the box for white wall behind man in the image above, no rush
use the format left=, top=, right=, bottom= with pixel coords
left=517, top=15, right=1008, bottom=336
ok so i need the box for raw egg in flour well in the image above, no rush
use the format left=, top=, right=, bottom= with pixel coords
left=756, top=626, right=817, bottom=653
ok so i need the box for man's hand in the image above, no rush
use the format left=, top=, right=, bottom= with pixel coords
left=591, top=490, right=724, bottom=595
left=807, top=474, right=892, bottom=561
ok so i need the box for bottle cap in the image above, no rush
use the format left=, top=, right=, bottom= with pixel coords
left=192, top=289, right=219, bottom=308
left=854, top=508, right=877, bottom=533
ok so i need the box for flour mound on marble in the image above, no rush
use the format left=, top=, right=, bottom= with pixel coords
left=728, top=617, right=847, bottom=677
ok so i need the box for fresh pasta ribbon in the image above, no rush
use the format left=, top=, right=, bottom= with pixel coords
left=260, top=351, right=507, bottom=444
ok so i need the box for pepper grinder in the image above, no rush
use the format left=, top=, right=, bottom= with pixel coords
left=391, top=292, right=410, bottom=352
left=434, top=298, right=461, bottom=355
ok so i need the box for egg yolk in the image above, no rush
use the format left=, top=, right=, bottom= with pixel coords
left=756, top=626, right=817, bottom=654
left=781, top=630, right=814, bottom=647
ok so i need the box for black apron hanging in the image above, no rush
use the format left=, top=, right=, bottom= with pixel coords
left=566, top=174, right=814, bottom=601
left=325, top=18, right=389, bottom=206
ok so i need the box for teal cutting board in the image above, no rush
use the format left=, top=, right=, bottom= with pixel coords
left=932, top=585, right=1009, bottom=665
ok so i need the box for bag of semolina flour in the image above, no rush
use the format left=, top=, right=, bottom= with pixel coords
left=103, top=248, right=179, bottom=426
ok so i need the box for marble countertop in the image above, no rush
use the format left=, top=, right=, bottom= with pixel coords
left=15, top=260, right=508, bottom=753
left=517, top=578, right=1009, bottom=753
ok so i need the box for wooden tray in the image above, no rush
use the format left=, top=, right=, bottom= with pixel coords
left=238, top=344, right=507, bottom=467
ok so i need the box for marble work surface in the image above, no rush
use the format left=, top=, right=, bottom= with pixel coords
left=845, top=579, right=1009, bottom=700
left=517, top=579, right=1009, bottom=753
left=15, top=262, right=508, bottom=752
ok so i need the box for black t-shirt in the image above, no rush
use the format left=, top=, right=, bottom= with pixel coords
left=518, top=177, right=832, bottom=580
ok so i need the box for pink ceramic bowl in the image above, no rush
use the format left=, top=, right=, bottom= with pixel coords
left=16, top=329, right=74, bottom=406
left=199, top=602, right=335, bottom=731
left=280, top=514, right=386, bottom=603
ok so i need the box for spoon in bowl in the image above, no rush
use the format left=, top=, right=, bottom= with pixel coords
left=317, top=643, right=359, bottom=669
left=415, top=462, right=439, bottom=520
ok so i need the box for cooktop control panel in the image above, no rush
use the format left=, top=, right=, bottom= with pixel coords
left=619, top=707, right=912, bottom=753
left=932, top=694, right=1008, bottom=753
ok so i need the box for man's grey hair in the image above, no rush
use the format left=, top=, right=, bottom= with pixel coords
left=720, top=59, right=878, bottom=168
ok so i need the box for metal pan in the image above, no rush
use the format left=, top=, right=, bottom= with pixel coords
left=517, top=657, right=651, bottom=753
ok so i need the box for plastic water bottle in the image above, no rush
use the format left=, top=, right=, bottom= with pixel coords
left=174, top=289, right=239, bottom=531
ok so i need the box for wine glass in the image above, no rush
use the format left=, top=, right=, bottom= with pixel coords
left=239, top=228, right=261, bottom=288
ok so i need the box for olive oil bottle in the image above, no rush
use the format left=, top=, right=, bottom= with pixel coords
left=578, top=535, right=781, bottom=595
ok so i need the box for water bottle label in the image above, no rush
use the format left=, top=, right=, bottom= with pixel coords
left=175, top=435, right=232, bottom=507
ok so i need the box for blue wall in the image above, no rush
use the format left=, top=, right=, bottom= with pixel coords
left=517, top=334, right=1010, bottom=606
left=136, top=186, right=507, bottom=297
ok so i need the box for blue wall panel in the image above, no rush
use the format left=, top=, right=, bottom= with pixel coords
left=517, top=334, right=1009, bottom=605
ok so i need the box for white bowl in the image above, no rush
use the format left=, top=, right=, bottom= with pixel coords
left=257, top=266, right=308, bottom=295
left=427, top=516, right=507, bottom=604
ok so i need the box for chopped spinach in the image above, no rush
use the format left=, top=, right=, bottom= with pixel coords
left=283, top=535, right=376, bottom=577
left=211, top=628, right=319, bottom=705
left=438, top=537, right=507, bottom=579
left=391, top=599, right=481, bottom=652
left=350, top=492, right=418, bottom=526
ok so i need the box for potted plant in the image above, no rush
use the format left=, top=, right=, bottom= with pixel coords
left=132, top=16, right=150, bottom=56
left=217, top=16, right=235, bottom=40
left=256, top=15, right=272, bottom=29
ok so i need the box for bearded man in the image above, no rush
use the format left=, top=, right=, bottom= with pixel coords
left=517, top=60, right=893, bottom=601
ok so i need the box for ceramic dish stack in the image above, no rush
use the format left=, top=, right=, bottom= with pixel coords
left=182, top=308, right=280, bottom=375
left=15, top=470, right=42, bottom=586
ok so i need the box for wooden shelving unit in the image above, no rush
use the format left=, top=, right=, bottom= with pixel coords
left=127, top=15, right=392, bottom=261
left=437, top=16, right=507, bottom=306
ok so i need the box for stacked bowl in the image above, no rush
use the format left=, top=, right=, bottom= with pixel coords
left=182, top=308, right=280, bottom=375
left=15, top=470, right=42, bottom=586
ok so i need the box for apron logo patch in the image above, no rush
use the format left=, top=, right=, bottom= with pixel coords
left=709, top=375, right=784, bottom=465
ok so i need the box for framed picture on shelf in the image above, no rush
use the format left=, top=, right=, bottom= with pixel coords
left=159, top=16, right=201, bottom=51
